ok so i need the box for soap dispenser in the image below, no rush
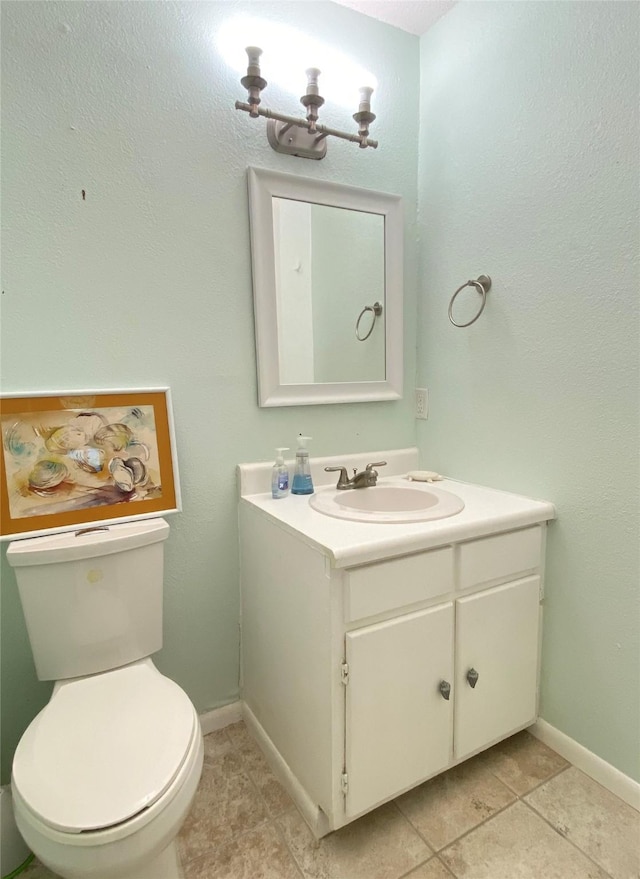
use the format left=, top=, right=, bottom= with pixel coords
left=291, top=435, right=314, bottom=495
left=271, top=448, right=290, bottom=499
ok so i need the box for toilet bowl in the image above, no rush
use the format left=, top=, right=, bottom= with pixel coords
left=7, top=519, right=204, bottom=879
left=11, top=659, right=204, bottom=879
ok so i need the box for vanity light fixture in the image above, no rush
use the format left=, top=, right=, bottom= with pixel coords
left=235, top=47, right=377, bottom=160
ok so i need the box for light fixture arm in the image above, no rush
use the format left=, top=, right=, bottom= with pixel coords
left=235, top=47, right=378, bottom=159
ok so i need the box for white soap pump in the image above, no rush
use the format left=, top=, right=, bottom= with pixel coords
left=271, top=448, right=290, bottom=499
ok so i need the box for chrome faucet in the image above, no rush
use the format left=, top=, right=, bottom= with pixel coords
left=325, top=461, right=387, bottom=490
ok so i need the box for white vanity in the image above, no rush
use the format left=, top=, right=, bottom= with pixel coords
left=238, top=449, right=555, bottom=837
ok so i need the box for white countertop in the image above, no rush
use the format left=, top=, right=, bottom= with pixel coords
left=240, top=475, right=556, bottom=568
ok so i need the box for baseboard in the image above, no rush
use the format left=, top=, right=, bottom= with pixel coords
left=530, top=719, right=640, bottom=812
left=243, top=703, right=331, bottom=838
left=198, top=704, right=640, bottom=816
left=198, top=701, right=243, bottom=735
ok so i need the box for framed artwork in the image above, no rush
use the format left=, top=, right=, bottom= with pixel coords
left=0, top=388, right=181, bottom=541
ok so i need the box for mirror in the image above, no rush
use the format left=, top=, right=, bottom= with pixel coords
left=248, top=167, right=403, bottom=406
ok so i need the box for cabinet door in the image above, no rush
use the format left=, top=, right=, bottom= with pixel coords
left=344, top=603, right=454, bottom=818
left=454, top=576, right=540, bottom=761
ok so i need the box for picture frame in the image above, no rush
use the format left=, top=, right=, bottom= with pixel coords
left=0, top=388, right=181, bottom=541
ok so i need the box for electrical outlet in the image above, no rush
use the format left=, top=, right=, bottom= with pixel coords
left=415, top=388, right=428, bottom=420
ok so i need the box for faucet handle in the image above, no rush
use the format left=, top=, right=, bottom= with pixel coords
left=324, top=465, right=351, bottom=490
left=365, top=461, right=387, bottom=471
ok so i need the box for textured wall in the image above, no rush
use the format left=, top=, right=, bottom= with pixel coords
left=3, top=0, right=638, bottom=792
left=0, top=0, right=419, bottom=783
left=417, top=1, right=639, bottom=780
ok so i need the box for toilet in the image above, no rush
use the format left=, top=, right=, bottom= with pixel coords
left=7, top=518, right=204, bottom=879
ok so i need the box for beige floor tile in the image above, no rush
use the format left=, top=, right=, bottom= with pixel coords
left=278, top=803, right=432, bottom=879
left=227, top=722, right=270, bottom=774
left=184, top=822, right=302, bottom=879
left=245, top=748, right=294, bottom=816
left=403, top=856, right=454, bottom=878
left=477, top=730, right=569, bottom=795
left=177, top=759, right=269, bottom=863
left=226, top=720, right=258, bottom=756
left=203, top=728, right=245, bottom=774
left=395, top=758, right=516, bottom=850
left=441, top=800, right=609, bottom=879
left=225, top=720, right=294, bottom=816
left=525, top=766, right=640, bottom=879
left=203, top=728, right=232, bottom=759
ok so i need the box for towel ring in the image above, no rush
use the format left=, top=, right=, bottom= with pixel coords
left=355, top=301, right=383, bottom=341
left=448, top=275, right=492, bottom=328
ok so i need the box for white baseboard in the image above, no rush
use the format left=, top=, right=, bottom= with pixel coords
left=197, top=705, right=640, bottom=816
left=530, top=719, right=640, bottom=813
left=198, top=701, right=243, bottom=736
left=243, top=703, right=330, bottom=839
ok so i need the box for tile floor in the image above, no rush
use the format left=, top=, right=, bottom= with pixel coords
left=23, top=724, right=639, bottom=879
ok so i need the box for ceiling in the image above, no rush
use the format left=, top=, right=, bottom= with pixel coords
left=331, top=0, right=456, bottom=36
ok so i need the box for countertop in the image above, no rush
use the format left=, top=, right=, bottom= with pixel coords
left=240, top=475, right=556, bottom=568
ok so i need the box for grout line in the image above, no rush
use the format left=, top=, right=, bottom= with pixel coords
left=221, top=720, right=295, bottom=820
left=520, top=798, right=616, bottom=879
left=486, top=761, right=570, bottom=798
left=180, top=726, right=276, bottom=871
left=391, top=797, right=437, bottom=858
left=434, top=796, right=520, bottom=854
left=203, top=723, right=623, bottom=879
left=392, top=765, right=521, bottom=855
left=434, top=855, right=458, bottom=878
left=398, top=853, right=458, bottom=878
left=430, top=760, right=608, bottom=867
left=179, top=813, right=274, bottom=874
left=221, top=720, right=306, bottom=879
left=270, top=810, right=307, bottom=879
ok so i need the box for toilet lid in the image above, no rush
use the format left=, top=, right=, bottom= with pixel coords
left=12, top=661, right=196, bottom=833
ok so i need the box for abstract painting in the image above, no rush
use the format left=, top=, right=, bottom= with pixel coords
left=0, top=389, right=180, bottom=539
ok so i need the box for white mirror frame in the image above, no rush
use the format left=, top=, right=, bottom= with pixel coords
left=247, top=167, right=403, bottom=407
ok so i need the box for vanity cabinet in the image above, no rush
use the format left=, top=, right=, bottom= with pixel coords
left=343, top=575, right=541, bottom=818
left=453, top=576, right=540, bottom=760
left=239, top=483, right=551, bottom=837
left=344, top=602, right=454, bottom=817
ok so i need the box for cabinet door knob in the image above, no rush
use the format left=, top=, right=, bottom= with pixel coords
left=439, top=680, right=451, bottom=701
left=466, top=668, right=479, bottom=688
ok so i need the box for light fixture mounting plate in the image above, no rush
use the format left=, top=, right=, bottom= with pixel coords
left=266, top=120, right=327, bottom=160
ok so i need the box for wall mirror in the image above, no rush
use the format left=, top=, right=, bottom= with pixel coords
left=247, top=167, right=403, bottom=406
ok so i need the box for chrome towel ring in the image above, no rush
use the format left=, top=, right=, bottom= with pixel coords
left=355, top=301, right=383, bottom=341
left=448, top=275, right=492, bottom=328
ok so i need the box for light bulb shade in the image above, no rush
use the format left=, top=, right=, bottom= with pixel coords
left=358, top=86, right=374, bottom=112
left=245, top=46, right=263, bottom=75
left=305, top=68, right=321, bottom=96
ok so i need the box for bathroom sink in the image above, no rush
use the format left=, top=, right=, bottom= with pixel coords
left=309, top=483, right=465, bottom=523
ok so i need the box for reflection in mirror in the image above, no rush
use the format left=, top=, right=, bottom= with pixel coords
left=273, top=198, right=385, bottom=385
left=248, top=167, right=403, bottom=407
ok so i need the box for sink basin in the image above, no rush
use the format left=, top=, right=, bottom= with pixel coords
left=309, top=483, right=465, bottom=523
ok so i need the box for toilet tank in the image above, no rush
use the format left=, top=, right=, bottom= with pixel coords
left=7, top=518, right=170, bottom=681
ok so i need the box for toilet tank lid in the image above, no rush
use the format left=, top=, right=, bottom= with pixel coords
left=12, top=660, right=196, bottom=833
left=7, top=518, right=169, bottom=567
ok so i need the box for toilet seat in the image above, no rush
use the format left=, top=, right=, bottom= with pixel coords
left=12, top=659, right=196, bottom=834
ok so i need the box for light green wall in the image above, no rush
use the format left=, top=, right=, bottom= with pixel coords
left=0, top=0, right=419, bottom=784
left=417, top=1, right=639, bottom=781
left=2, top=0, right=638, bottom=791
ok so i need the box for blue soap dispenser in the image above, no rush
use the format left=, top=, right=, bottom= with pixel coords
left=271, top=448, right=290, bottom=499
left=291, top=435, right=314, bottom=495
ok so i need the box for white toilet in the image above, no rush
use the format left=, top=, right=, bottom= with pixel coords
left=7, top=518, right=204, bottom=879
